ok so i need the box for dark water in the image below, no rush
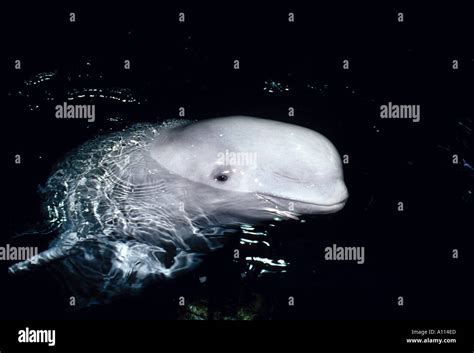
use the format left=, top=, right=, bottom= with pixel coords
left=2, top=2, right=473, bottom=320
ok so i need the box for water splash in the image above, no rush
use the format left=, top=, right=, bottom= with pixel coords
left=66, top=87, right=139, bottom=103
left=9, top=120, right=232, bottom=305
left=12, top=70, right=144, bottom=112
left=24, top=72, right=57, bottom=86
left=263, top=80, right=290, bottom=94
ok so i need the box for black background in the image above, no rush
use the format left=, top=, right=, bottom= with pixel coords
left=2, top=1, right=474, bottom=352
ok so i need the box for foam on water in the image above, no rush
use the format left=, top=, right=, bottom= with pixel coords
left=9, top=120, right=241, bottom=304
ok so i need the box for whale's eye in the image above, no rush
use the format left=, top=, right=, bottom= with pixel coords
left=215, top=174, right=229, bottom=182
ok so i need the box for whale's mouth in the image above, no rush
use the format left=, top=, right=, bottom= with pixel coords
left=257, top=193, right=348, bottom=216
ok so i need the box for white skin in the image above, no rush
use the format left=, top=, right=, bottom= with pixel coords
left=8, top=116, right=348, bottom=283
left=150, top=116, right=348, bottom=221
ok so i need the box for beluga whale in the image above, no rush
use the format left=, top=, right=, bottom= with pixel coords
left=9, top=116, right=348, bottom=303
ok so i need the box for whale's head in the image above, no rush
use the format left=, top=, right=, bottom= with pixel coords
left=151, top=116, right=348, bottom=223
left=7, top=116, right=348, bottom=302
